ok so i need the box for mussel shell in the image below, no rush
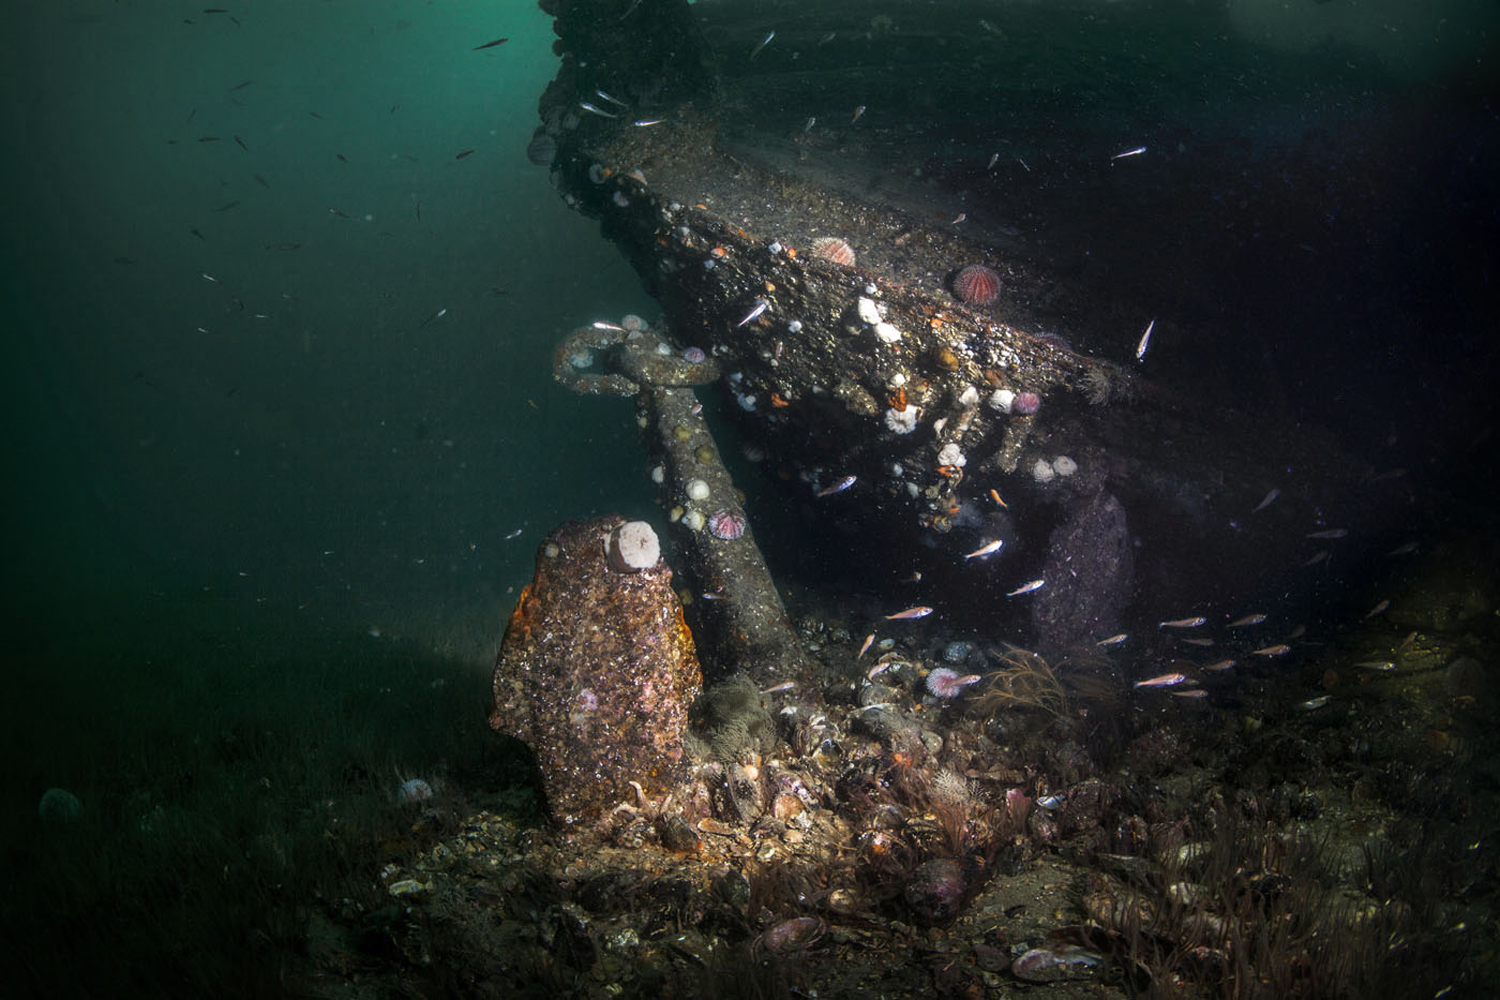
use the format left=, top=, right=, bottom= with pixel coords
left=758, top=916, right=826, bottom=953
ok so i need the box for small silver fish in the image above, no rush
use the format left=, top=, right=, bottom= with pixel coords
left=1202, top=659, right=1236, bottom=671
left=857, top=633, right=875, bottom=658
left=1228, top=613, right=1266, bottom=627
left=1135, top=318, right=1154, bottom=361
left=760, top=681, right=796, bottom=695
left=1355, top=660, right=1396, bottom=672
left=1252, top=644, right=1292, bottom=657
left=633, top=118, right=664, bottom=127
left=1300, top=695, right=1331, bottom=711
left=1134, top=672, right=1186, bottom=689
left=803, top=116, right=816, bottom=133
left=1007, top=579, right=1045, bottom=597
left=1112, top=145, right=1147, bottom=160
left=1252, top=488, right=1280, bottom=513
left=1364, top=599, right=1390, bottom=618
left=963, top=539, right=1004, bottom=560
left=1180, top=637, right=1215, bottom=647
left=851, top=105, right=865, bottom=123
left=595, top=89, right=630, bottom=108
left=1036, top=794, right=1067, bottom=810
left=591, top=321, right=626, bottom=331
left=1171, top=688, right=1209, bottom=699
left=1302, top=551, right=1329, bottom=567
left=885, top=605, right=933, bottom=620
left=749, top=30, right=775, bottom=60
left=1160, top=617, right=1207, bottom=629
left=1096, top=633, right=1129, bottom=647
left=815, top=475, right=856, bottom=497
left=987, top=152, right=1000, bottom=170
left=1306, top=528, right=1348, bottom=539
left=1387, top=540, right=1419, bottom=556
left=578, top=101, right=617, bottom=118
left=736, top=298, right=770, bottom=328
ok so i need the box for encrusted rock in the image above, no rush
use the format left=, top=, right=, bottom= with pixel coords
left=490, top=515, right=701, bottom=824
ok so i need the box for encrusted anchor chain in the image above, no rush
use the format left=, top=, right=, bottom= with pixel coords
left=553, top=323, right=719, bottom=396
left=552, top=320, right=813, bottom=688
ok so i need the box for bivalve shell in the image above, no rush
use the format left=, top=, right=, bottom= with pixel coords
left=758, top=916, right=826, bottom=954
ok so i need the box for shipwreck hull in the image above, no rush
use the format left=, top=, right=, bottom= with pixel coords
left=534, top=0, right=1411, bottom=651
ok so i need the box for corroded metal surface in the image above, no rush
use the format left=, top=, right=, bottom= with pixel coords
left=639, top=382, right=815, bottom=687
left=549, top=136, right=1105, bottom=535
left=553, top=320, right=814, bottom=687
left=489, top=515, right=701, bottom=824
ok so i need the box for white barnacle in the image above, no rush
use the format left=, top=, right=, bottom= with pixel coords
left=857, top=296, right=882, bottom=326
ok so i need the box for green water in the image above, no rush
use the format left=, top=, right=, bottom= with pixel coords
left=1, top=4, right=655, bottom=994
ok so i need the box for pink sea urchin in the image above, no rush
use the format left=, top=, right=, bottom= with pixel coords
left=1012, top=391, right=1041, bottom=415
left=952, top=264, right=1001, bottom=305
left=706, top=508, right=747, bottom=540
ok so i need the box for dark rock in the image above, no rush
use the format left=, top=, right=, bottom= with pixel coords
left=1031, top=491, right=1134, bottom=655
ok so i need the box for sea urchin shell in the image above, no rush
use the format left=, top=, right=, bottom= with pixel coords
left=952, top=264, right=1001, bottom=305
left=707, top=509, right=747, bottom=540
left=809, top=237, right=856, bottom=267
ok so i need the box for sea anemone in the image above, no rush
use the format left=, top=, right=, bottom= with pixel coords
left=607, top=520, right=660, bottom=572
